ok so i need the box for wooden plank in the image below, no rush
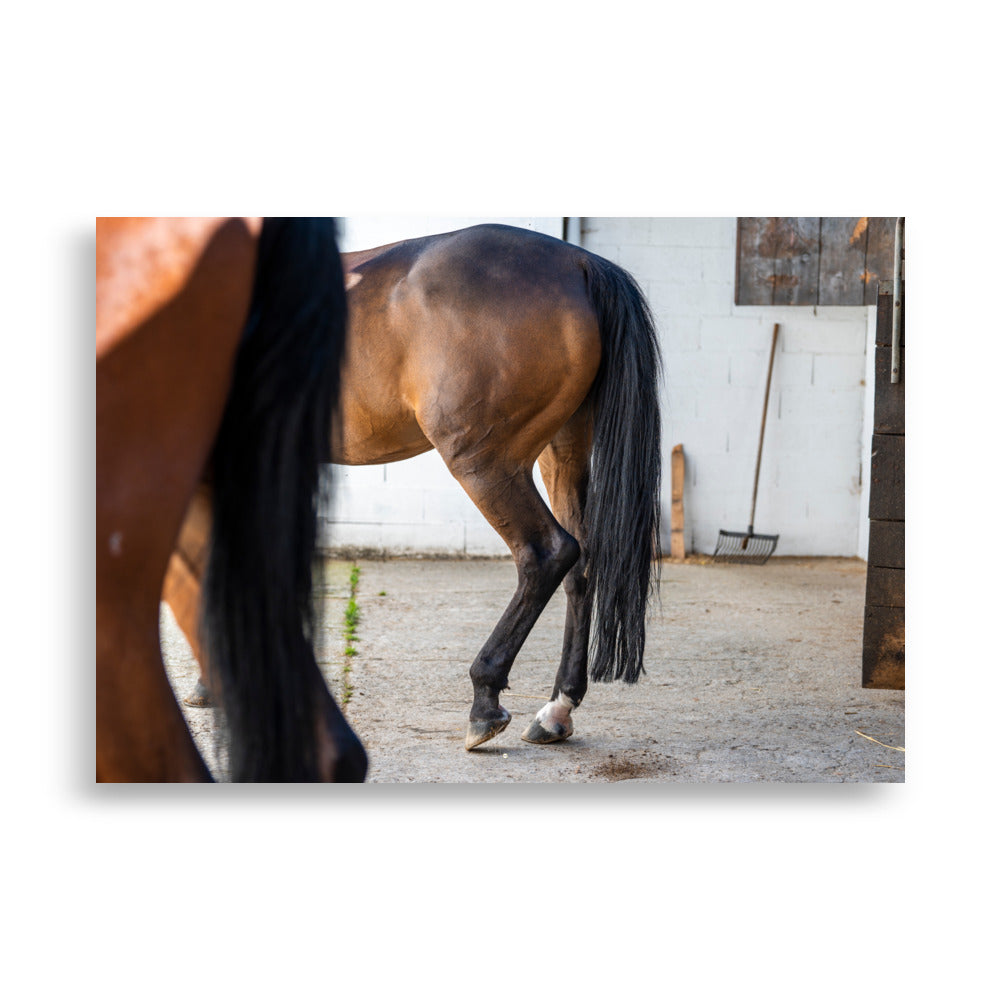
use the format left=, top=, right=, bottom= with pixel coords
left=875, top=285, right=893, bottom=345
left=736, top=218, right=776, bottom=305
left=867, top=520, right=904, bottom=568
left=863, top=605, right=905, bottom=689
left=874, top=284, right=904, bottom=348
left=864, top=217, right=897, bottom=305
left=737, top=217, right=897, bottom=306
left=874, top=343, right=905, bottom=434
left=818, top=217, right=867, bottom=305
left=670, top=444, right=686, bottom=559
left=869, top=433, right=904, bottom=521
left=766, top=218, right=821, bottom=305
left=865, top=566, right=905, bottom=608
left=864, top=246, right=904, bottom=691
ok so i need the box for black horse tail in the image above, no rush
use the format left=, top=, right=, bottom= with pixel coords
left=202, top=218, right=365, bottom=781
left=582, top=255, right=662, bottom=683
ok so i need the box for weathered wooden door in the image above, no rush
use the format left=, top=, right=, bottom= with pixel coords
left=862, top=276, right=905, bottom=688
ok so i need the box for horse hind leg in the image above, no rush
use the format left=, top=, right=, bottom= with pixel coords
left=522, top=412, right=592, bottom=744
left=449, top=462, right=581, bottom=750
left=161, top=485, right=215, bottom=707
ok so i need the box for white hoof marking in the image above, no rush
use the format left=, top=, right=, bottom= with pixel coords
left=534, top=691, right=575, bottom=736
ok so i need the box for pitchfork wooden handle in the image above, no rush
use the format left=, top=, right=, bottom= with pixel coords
left=748, top=323, right=779, bottom=532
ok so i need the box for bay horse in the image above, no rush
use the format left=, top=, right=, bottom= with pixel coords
left=97, top=217, right=367, bottom=781
left=167, top=223, right=662, bottom=751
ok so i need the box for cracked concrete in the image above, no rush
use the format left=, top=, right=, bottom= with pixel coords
left=161, top=555, right=903, bottom=783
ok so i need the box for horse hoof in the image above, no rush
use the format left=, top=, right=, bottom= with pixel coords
left=521, top=718, right=571, bottom=744
left=182, top=680, right=214, bottom=708
left=465, top=709, right=511, bottom=750
left=521, top=694, right=574, bottom=744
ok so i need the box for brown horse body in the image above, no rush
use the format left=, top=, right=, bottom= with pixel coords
left=169, top=224, right=662, bottom=751
left=98, top=217, right=365, bottom=781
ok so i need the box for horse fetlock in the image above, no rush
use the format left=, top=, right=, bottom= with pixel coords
left=520, top=691, right=575, bottom=744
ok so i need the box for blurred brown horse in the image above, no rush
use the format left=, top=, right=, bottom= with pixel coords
left=167, top=224, right=662, bottom=751
left=97, top=217, right=366, bottom=781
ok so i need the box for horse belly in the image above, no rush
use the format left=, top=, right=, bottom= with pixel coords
left=333, top=388, right=432, bottom=465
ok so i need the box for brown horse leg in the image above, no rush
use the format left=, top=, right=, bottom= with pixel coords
left=97, top=218, right=257, bottom=781
left=523, top=412, right=593, bottom=744
left=449, top=464, right=581, bottom=749
left=161, top=485, right=215, bottom=706
left=97, top=597, right=212, bottom=781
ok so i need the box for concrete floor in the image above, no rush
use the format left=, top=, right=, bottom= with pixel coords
left=162, top=555, right=904, bottom=783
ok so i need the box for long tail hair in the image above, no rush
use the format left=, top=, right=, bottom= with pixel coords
left=202, top=218, right=350, bottom=780
left=582, top=256, right=662, bottom=683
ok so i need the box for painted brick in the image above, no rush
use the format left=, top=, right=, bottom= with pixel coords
left=812, top=306, right=869, bottom=323
left=698, top=316, right=767, bottom=351
left=778, top=387, right=864, bottom=423
left=320, top=520, right=383, bottom=552
left=658, top=313, right=700, bottom=353
left=660, top=383, right=700, bottom=421
left=333, top=464, right=385, bottom=488
left=687, top=451, right=753, bottom=490
left=331, top=484, right=424, bottom=524
left=753, top=488, right=809, bottom=525
left=776, top=453, right=859, bottom=491
left=700, top=246, right=736, bottom=282
left=640, top=245, right=705, bottom=282
left=582, top=217, right=637, bottom=243
left=422, top=488, right=481, bottom=523
left=384, top=452, right=448, bottom=486
left=664, top=420, right=730, bottom=457
left=729, top=349, right=781, bottom=388
left=813, top=352, right=865, bottom=388
left=779, top=320, right=867, bottom=355
left=700, top=281, right=739, bottom=317
left=649, top=217, right=735, bottom=248
left=805, top=488, right=862, bottom=522
left=464, top=520, right=508, bottom=556
left=766, top=418, right=829, bottom=457
left=654, top=277, right=732, bottom=317
left=665, top=350, right=725, bottom=388
left=381, top=521, right=465, bottom=556
left=709, top=385, right=773, bottom=424
left=610, top=243, right=666, bottom=278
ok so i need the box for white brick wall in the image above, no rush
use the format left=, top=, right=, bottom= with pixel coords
left=581, top=217, right=872, bottom=558
left=321, top=216, right=874, bottom=559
